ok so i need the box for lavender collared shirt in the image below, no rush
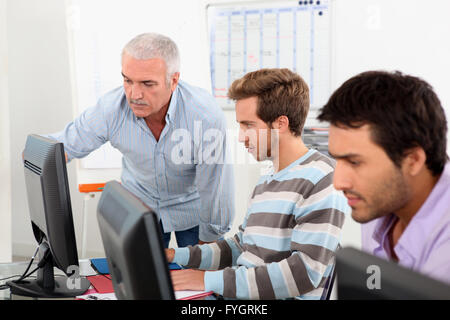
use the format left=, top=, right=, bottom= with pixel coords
left=361, top=162, right=450, bottom=285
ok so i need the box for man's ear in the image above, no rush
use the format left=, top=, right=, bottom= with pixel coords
left=170, top=72, right=180, bottom=92
left=274, top=115, right=290, bottom=134
left=402, top=147, right=427, bottom=176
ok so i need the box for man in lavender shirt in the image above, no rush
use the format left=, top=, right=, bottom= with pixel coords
left=317, top=70, right=450, bottom=285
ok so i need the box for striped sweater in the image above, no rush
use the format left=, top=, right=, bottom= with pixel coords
left=173, top=149, right=350, bottom=299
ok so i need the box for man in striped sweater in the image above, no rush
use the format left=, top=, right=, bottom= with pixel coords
left=167, top=68, right=350, bottom=299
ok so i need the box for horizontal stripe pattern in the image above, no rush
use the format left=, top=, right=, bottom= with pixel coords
left=175, top=149, right=351, bottom=300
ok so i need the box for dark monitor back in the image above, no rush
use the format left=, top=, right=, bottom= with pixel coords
left=23, top=134, right=78, bottom=273
left=336, top=247, right=450, bottom=300
left=97, top=181, right=175, bottom=300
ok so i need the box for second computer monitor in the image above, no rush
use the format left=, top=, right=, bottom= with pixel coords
left=336, top=247, right=450, bottom=300
left=97, top=181, right=175, bottom=300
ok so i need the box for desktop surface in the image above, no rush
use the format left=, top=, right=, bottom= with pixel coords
left=0, top=259, right=211, bottom=300
left=0, top=259, right=97, bottom=300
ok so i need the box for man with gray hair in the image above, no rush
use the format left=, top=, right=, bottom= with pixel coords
left=47, top=33, right=235, bottom=247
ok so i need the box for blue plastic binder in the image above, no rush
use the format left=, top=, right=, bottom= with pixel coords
left=90, top=258, right=182, bottom=275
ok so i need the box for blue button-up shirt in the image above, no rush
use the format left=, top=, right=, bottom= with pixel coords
left=48, top=80, right=235, bottom=241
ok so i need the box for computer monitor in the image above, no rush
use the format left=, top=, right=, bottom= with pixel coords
left=7, top=134, right=90, bottom=298
left=336, top=247, right=450, bottom=300
left=97, top=180, right=175, bottom=300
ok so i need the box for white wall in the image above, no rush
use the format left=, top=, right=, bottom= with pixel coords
left=0, top=0, right=12, bottom=263
left=6, top=0, right=84, bottom=257
left=4, top=0, right=450, bottom=259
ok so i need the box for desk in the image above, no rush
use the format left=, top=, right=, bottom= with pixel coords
left=0, top=259, right=97, bottom=300
left=0, top=260, right=210, bottom=300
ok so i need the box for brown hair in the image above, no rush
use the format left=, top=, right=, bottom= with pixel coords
left=227, top=68, right=310, bottom=136
left=318, top=70, right=448, bottom=176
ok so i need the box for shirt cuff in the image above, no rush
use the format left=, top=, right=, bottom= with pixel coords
left=173, top=247, right=190, bottom=266
left=199, top=222, right=227, bottom=242
left=204, top=270, right=224, bottom=295
left=44, top=133, right=76, bottom=162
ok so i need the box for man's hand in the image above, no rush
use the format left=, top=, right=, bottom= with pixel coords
left=170, top=269, right=205, bottom=291
left=166, top=248, right=175, bottom=263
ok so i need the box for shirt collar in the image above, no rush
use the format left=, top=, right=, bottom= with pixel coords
left=396, top=161, right=450, bottom=258
left=165, top=82, right=180, bottom=126
left=372, top=162, right=450, bottom=263
left=268, top=149, right=316, bottom=179
left=372, top=214, right=396, bottom=246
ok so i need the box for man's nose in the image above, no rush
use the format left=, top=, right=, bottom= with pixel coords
left=238, top=128, right=247, bottom=144
left=130, top=84, right=144, bottom=100
left=333, top=161, right=352, bottom=191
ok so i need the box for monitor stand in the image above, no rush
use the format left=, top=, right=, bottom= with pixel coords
left=7, top=242, right=90, bottom=299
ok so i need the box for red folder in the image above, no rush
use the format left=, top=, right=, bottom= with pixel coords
left=87, top=275, right=114, bottom=293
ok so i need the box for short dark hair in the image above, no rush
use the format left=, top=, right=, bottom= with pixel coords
left=318, top=70, right=448, bottom=176
left=227, top=68, right=309, bottom=136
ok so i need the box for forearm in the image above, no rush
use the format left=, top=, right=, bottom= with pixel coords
left=46, top=103, right=109, bottom=160
left=204, top=253, right=333, bottom=300
left=172, top=235, right=242, bottom=270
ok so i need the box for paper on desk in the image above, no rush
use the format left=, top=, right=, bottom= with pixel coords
left=175, top=290, right=213, bottom=300
left=76, top=286, right=212, bottom=300
left=77, top=291, right=117, bottom=300
left=79, top=262, right=98, bottom=277
left=77, top=290, right=210, bottom=300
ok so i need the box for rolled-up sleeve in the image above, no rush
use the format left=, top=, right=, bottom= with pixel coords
left=195, top=117, right=235, bottom=242
left=47, top=98, right=109, bottom=161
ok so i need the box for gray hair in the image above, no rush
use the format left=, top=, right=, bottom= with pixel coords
left=122, top=33, right=180, bottom=84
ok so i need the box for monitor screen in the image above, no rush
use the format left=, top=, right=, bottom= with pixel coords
left=97, top=180, right=175, bottom=300
left=336, top=247, right=450, bottom=300
left=7, top=134, right=89, bottom=298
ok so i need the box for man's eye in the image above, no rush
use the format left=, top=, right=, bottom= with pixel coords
left=124, top=79, right=132, bottom=84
